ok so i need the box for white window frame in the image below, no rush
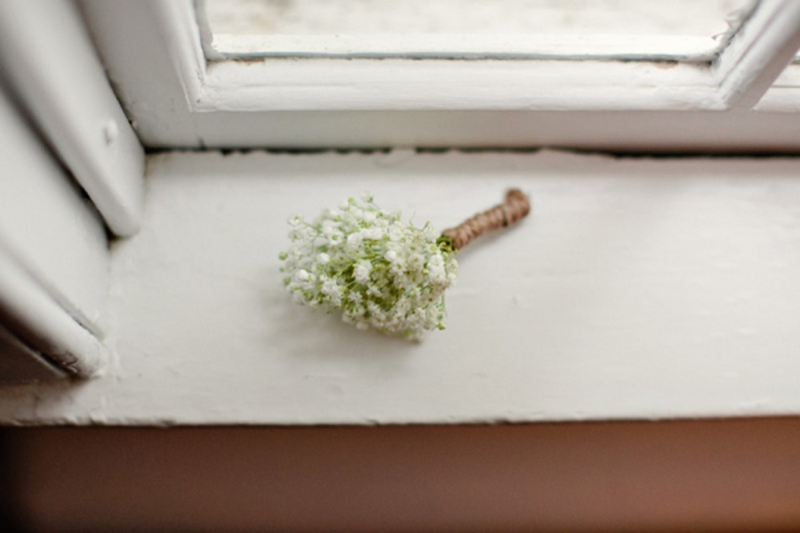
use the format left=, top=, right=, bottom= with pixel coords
left=0, top=0, right=142, bottom=380
left=79, top=0, right=800, bottom=151
left=0, top=89, right=109, bottom=379
left=0, top=0, right=144, bottom=237
left=3, top=0, right=800, bottom=425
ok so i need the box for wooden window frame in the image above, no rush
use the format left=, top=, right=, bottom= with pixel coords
left=79, top=0, right=800, bottom=150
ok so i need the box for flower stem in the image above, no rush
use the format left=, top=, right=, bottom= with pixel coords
left=441, top=189, right=530, bottom=250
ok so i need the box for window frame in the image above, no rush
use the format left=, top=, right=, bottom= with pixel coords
left=0, top=0, right=144, bottom=237
left=0, top=89, right=109, bottom=379
left=78, top=0, right=800, bottom=151
left=3, top=0, right=800, bottom=421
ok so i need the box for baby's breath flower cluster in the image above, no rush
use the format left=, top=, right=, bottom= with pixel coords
left=280, top=193, right=458, bottom=340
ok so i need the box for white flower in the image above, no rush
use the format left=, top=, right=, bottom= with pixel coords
left=407, top=253, right=424, bottom=272
left=279, top=193, right=458, bottom=340
left=388, top=224, right=404, bottom=242
left=346, top=232, right=363, bottom=251
left=354, top=259, right=372, bottom=284
left=362, top=227, right=382, bottom=240
left=321, top=279, right=342, bottom=306
left=348, top=292, right=363, bottom=304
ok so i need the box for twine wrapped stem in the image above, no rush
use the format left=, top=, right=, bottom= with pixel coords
left=441, top=189, right=530, bottom=251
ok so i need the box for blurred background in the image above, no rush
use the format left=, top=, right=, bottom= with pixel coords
left=1, top=419, right=800, bottom=532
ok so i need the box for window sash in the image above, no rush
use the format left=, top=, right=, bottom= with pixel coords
left=0, top=89, right=109, bottom=379
left=79, top=0, right=800, bottom=150
left=0, top=0, right=145, bottom=237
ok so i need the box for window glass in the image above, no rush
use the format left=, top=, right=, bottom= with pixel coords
left=202, top=0, right=755, bottom=59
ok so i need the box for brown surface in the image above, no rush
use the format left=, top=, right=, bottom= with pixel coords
left=7, top=418, right=800, bottom=532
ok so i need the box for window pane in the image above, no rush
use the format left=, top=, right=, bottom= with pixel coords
left=202, top=0, right=755, bottom=60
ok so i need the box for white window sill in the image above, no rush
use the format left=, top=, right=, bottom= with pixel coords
left=2, top=149, right=800, bottom=425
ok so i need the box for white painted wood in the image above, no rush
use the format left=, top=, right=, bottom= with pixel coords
left=0, top=326, right=65, bottom=383
left=209, top=34, right=723, bottom=61
left=1, top=150, right=800, bottom=424
left=77, top=0, right=800, bottom=150
left=79, top=0, right=800, bottom=149
left=756, top=64, right=800, bottom=111
left=91, top=108, right=800, bottom=152
left=78, top=0, right=201, bottom=145
left=0, top=0, right=145, bottom=237
left=0, top=89, right=109, bottom=339
left=0, top=88, right=109, bottom=379
left=79, top=0, right=207, bottom=108
left=0, top=244, right=108, bottom=379
left=82, top=0, right=724, bottom=116
left=200, top=59, right=722, bottom=112
left=714, top=0, right=800, bottom=109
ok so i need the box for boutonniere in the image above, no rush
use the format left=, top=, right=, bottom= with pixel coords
left=280, top=189, right=529, bottom=340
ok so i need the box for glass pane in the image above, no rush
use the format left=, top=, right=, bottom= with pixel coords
left=202, top=0, right=756, bottom=60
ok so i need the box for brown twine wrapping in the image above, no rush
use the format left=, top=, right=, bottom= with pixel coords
left=441, top=189, right=530, bottom=250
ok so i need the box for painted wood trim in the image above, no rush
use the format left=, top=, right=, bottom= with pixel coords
left=0, top=244, right=107, bottom=379
left=146, top=0, right=208, bottom=106
left=80, top=0, right=800, bottom=149
left=0, top=89, right=110, bottom=340
left=714, top=0, right=800, bottom=109
left=0, top=0, right=145, bottom=237
left=83, top=0, right=727, bottom=114
left=78, top=0, right=199, bottom=146
left=2, top=150, right=800, bottom=424
left=756, top=64, right=800, bottom=111
left=199, top=59, right=722, bottom=112
left=102, top=108, right=800, bottom=153
left=0, top=88, right=109, bottom=380
left=209, top=34, right=724, bottom=61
